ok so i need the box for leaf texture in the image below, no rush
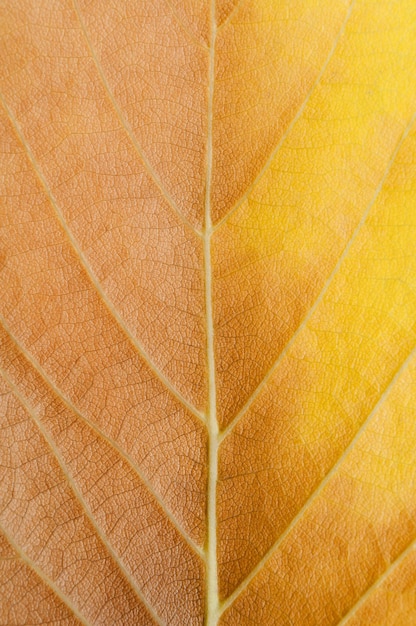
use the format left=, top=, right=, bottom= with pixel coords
left=1, top=1, right=416, bottom=624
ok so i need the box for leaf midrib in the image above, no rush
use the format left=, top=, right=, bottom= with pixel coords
left=204, top=1, right=220, bottom=624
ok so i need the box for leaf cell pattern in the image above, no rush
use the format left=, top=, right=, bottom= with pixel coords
left=1, top=1, right=416, bottom=624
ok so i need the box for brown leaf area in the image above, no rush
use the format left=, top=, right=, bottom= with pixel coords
left=1, top=1, right=416, bottom=625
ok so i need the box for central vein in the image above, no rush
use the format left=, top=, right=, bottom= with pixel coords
left=204, top=2, right=219, bottom=624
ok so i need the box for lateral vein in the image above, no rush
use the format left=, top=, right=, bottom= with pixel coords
left=0, top=522, right=92, bottom=626
left=0, top=92, right=205, bottom=426
left=0, top=314, right=203, bottom=560
left=220, top=345, right=416, bottom=615
left=220, top=109, right=416, bottom=442
left=337, top=538, right=416, bottom=625
left=213, top=0, right=356, bottom=232
left=72, top=0, right=203, bottom=237
left=0, top=367, right=165, bottom=626
left=216, top=0, right=247, bottom=31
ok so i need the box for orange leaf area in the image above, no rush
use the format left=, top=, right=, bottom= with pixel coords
left=1, top=1, right=416, bottom=624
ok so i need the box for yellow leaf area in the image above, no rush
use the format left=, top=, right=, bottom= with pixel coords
left=1, top=0, right=416, bottom=624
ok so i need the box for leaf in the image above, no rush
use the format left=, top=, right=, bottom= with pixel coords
left=1, top=1, right=416, bottom=624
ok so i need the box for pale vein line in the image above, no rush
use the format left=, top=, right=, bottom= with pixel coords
left=212, top=0, right=356, bottom=232
left=0, top=94, right=205, bottom=426
left=71, top=0, right=202, bottom=238
left=0, top=367, right=165, bottom=626
left=0, top=314, right=203, bottom=559
left=338, top=538, right=416, bottom=625
left=217, top=0, right=247, bottom=31
left=204, top=1, right=220, bottom=624
left=220, top=345, right=416, bottom=615
left=220, top=109, right=416, bottom=442
left=163, top=0, right=209, bottom=50
left=0, top=522, right=91, bottom=626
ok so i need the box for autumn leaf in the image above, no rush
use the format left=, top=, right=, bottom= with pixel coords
left=1, top=0, right=416, bottom=624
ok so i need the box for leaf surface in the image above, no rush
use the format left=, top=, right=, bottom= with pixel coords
left=1, top=1, right=416, bottom=624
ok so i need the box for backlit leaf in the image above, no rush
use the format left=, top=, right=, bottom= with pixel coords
left=1, top=1, right=416, bottom=624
